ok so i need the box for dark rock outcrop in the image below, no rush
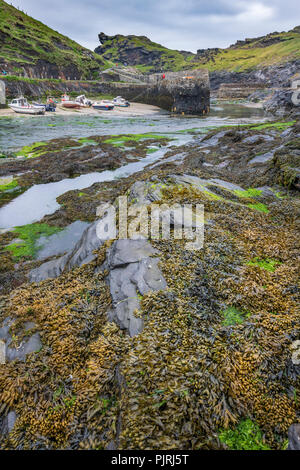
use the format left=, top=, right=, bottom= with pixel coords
left=102, top=239, right=167, bottom=336
left=210, top=60, right=300, bottom=91
left=263, top=89, right=300, bottom=116
left=29, top=216, right=108, bottom=283
left=0, top=318, right=42, bottom=362
left=288, top=424, right=300, bottom=450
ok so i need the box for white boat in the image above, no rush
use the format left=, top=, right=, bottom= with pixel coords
left=113, top=96, right=130, bottom=107
left=9, top=97, right=45, bottom=115
left=61, top=94, right=81, bottom=109
left=92, top=100, right=114, bottom=111
left=75, top=94, right=92, bottom=107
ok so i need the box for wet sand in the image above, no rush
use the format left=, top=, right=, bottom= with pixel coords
left=0, top=102, right=163, bottom=118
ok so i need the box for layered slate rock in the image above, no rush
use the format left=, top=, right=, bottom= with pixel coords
left=102, top=239, right=167, bottom=336
left=29, top=210, right=112, bottom=282
left=288, top=424, right=300, bottom=450
left=0, top=411, right=17, bottom=438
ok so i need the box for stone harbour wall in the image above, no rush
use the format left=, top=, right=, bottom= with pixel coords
left=0, top=80, right=5, bottom=108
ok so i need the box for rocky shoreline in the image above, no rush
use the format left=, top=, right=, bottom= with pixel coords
left=0, top=113, right=299, bottom=449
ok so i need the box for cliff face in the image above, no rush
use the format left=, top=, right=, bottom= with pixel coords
left=0, top=0, right=108, bottom=79
left=95, top=27, right=300, bottom=73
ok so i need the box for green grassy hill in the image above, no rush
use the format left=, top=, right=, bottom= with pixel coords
left=196, top=26, right=300, bottom=72
left=0, top=0, right=110, bottom=79
left=96, top=27, right=300, bottom=73
left=95, top=33, right=195, bottom=72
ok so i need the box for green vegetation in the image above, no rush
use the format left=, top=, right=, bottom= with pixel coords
left=247, top=202, right=269, bottom=213
left=77, top=138, right=98, bottom=145
left=222, top=307, right=250, bottom=326
left=104, top=133, right=169, bottom=147
left=0, top=0, right=110, bottom=79
left=96, top=28, right=300, bottom=73
left=234, top=188, right=262, bottom=198
left=99, top=34, right=194, bottom=72
left=246, top=257, right=282, bottom=272
left=219, top=419, right=270, bottom=450
left=147, top=147, right=159, bottom=154
left=5, top=223, right=62, bottom=260
left=0, top=178, right=18, bottom=192
left=16, top=142, right=48, bottom=158
left=250, top=121, right=296, bottom=131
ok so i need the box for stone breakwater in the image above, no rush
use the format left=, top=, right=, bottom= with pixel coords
left=0, top=80, right=5, bottom=108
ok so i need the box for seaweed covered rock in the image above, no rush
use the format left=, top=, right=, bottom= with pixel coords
left=0, top=318, right=41, bottom=362
left=102, top=239, right=167, bottom=336
left=0, top=119, right=299, bottom=450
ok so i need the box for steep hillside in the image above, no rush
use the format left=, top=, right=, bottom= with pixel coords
left=196, top=26, right=300, bottom=72
left=95, top=27, right=300, bottom=73
left=94, top=32, right=196, bottom=72
left=0, top=0, right=109, bottom=79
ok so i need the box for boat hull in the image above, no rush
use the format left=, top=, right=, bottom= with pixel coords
left=92, top=105, right=114, bottom=110
left=61, top=102, right=81, bottom=109
left=9, top=105, right=45, bottom=115
left=114, top=102, right=130, bottom=107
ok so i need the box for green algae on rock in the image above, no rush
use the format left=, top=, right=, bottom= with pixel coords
left=219, top=419, right=270, bottom=450
left=246, top=257, right=282, bottom=272
left=4, top=223, right=62, bottom=260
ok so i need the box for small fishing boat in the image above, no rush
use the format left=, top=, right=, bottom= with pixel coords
left=61, top=94, right=81, bottom=109
left=9, top=97, right=45, bottom=115
left=75, top=95, right=92, bottom=108
left=92, top=100, right=114, bottom=111
left=33, top=99, right=56, bottom=112
left=113, top=96, right=130, bottom=107
left=45, top=97, right=57, bottom=112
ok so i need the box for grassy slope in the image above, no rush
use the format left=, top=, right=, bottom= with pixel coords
left=0, top=0, right=110, bottom=78
left=97, top=29, right=300, bottom=73
left=200, top=30, right=300, bottom=72
left=97, top=34, right=194, bottom=72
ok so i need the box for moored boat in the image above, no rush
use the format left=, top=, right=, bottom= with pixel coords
left=33, top=99, right=56, bottom=112
left=92, top=100, right=114, bottom=111
left=61, top=94, right=81, bottom=109
left=9, top=97, right=45, bottom=115
left=113, top=96, right=130, bottom=107
left=75, top=95, right=92, bottom=107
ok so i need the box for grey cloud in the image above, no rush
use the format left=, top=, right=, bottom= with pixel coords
left=8, top=0, right=300, bottom=52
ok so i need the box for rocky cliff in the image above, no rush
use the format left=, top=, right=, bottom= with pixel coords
left=95, top=27, right=300, bottom=74
left=94, top=32, right=195, bottom=73
left=0, top=0, right=109, bottom=80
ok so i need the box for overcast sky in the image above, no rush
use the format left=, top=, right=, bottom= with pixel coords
left=8, top=0, right=300, bottom=52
